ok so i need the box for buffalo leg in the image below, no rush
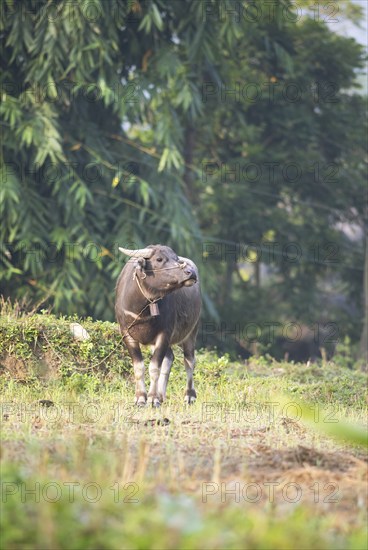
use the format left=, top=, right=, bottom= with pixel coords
left=157, top=347, right=174, bottom=402
left=147, top=337, right=168, bottom=407
left=183, top=339, right=197, bottom=404
left=125, top=338, right=147, bottom=406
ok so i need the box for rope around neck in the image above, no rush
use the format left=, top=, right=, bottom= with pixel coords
left=134, top=271, right=163, bottom=305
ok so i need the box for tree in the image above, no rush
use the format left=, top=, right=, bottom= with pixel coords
left=0, top=0, right=210, bottom=316
left=184, top=3, right=367, bottom=354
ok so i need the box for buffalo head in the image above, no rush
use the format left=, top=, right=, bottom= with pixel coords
left=119, top=245, right=197, bottom=296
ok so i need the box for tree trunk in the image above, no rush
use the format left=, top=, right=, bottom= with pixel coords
left=220, top=260, right=235, bottom=307
left=359, top=230, right=368, bottom=368
left=183, top=125, right=196, bottom=203
left=254, top=260, right=260, bottom=288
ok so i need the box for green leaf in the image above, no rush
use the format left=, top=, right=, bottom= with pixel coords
left=151, top=3, right=164, bottom=31
left=158, top=147, right=170, bottom=172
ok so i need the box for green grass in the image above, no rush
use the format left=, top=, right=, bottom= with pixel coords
left=1, top=310, right=367, bottom=549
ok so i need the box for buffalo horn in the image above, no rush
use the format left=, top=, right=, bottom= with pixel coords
left=118, top=247, right=154, bottom=258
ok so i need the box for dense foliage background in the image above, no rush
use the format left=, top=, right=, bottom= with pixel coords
left=1, top=0, right=367, bottom=359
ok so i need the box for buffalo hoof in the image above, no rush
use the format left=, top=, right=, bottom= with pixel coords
left=184, top=396, right=196, bottom=405
left=147, top=395, right=161, bottom=408
left=135, top=394, right=147, bottom=407
left=184, top=390, right=197, bottom=405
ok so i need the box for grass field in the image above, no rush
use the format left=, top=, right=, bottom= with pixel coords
left=0, top=310, right=367, bottom=549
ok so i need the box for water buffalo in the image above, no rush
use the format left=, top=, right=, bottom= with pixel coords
left=115, top=244, right=201, bottom=406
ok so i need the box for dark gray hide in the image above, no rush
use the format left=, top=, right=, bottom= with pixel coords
left=115, top=244, right=201, bottom=406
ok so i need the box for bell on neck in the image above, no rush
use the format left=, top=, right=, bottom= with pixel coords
left=149, top=303, right=160, bottom=316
